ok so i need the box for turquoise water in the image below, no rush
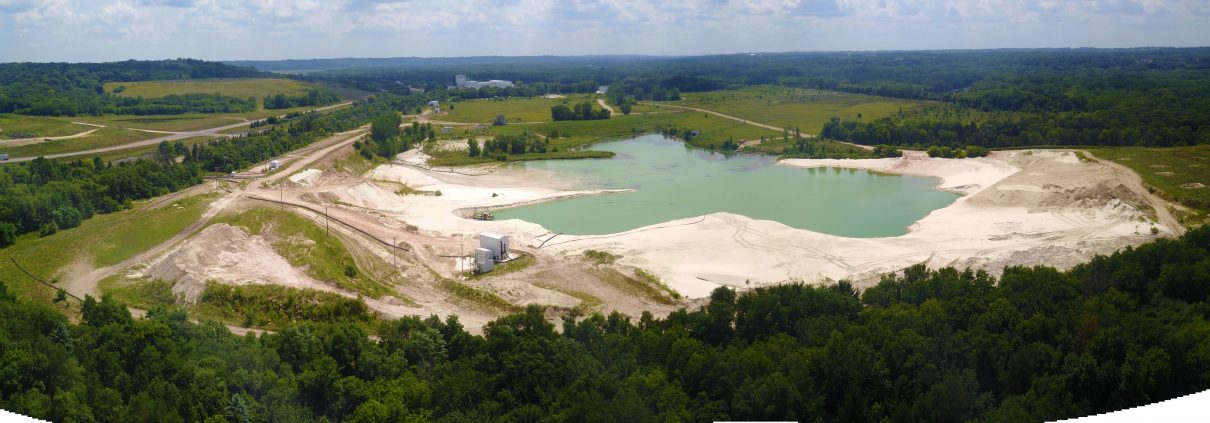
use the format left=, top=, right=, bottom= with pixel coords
left=494, top=135, right=959, bottom=238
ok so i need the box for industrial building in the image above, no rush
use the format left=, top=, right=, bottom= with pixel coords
left=453, top=74, right=515, bottom=89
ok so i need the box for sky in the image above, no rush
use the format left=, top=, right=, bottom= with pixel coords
left=0, top=0, right=1208, bottom=62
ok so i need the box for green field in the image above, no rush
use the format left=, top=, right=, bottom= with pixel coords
left=0, top=114, right=90, bottom=139
left=103, top=78, right=317, bottom=99
left=485, top=108, right=782, bottom=148
left=675, top=86, right=935, bottom=135
left=426, top=99, right=786, bottom=165
left=0, top=127, right=159, bottom=158
left=0, top=193, right=217, bottom=303
left=443, top=96, right=582, bottom=123
left=72, top=105, right=332, bottom=132
left=1087, top=146, right=1210, bottom=226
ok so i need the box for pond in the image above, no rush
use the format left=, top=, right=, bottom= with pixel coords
left=494, top=134, right=959, bottom=237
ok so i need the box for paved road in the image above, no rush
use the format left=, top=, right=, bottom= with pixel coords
left=1, top=102, right=354, bottom=163
left=644, top=102, right=875, bottom=151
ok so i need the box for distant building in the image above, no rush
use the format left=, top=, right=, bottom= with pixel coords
left=428, top=100, right=440, bottom=108
left=441, top=126, right=454, bottom=134
left=596, top=85, right=609, bottom=94
left=454, top=74, right=515, bottom=89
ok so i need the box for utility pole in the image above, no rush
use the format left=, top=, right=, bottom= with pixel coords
left=279, top=184, right=283, bottom=210
left=324, top=206, right=329, bottom=237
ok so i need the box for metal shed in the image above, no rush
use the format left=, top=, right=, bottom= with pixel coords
left=478, top=232, right=510, bottom=262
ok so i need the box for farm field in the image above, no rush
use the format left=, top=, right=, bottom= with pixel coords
left=0, top=113, right=91, bottom=139
left=0, top=193, right=217, bottom=303
left=103, top=78, right=317, bottom=99
left=673, top=86, right=935, bottom=135
left=71, top=104, right=338, bottom=132
left=482, top=107, right=782, bottom=148
left=1087, top=145, right=1210, bottom=226
left=0, top=127, right=159, bottom=157
left=442, top=96, right=592, bottom=123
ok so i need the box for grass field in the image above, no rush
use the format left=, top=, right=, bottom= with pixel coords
left=209, top=207, right=396, bottom=299
left=72, top=105, right=329, bottom=132
left=104, top=78, right=317, bottom=99
left=675, top=86, right=935, bottom=136
left=1087, top=146, right=1210, bottom=227
left=425, top=99, right=785, bottom=165
left=0, top=193, right=217, bottom=304
left=442, top=96, right=582, bottom=123
left=484, top=108, right=782, bottom=149
left=0, top=127, right=160, bottom=158
left=0, top=113, right=90, bottom=139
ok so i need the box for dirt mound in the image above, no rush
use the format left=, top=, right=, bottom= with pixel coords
left=141, top=223, right=329, bottom=303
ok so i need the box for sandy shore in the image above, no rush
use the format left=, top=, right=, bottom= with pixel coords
left=283, top=149, right=1173, bottom=300
left=412, top=150, right=1167, bottom=298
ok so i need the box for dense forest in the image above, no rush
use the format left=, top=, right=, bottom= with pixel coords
left=0, top=226, right=1207, bottom=422
left=0, top=59, right=267, bottom=116
left=278, top=49, right=1210, bottom=149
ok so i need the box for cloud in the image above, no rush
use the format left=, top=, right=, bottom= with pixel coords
left=139, top=0, right=194, bottom=7
left=0, top=0, right=1208, bottom=62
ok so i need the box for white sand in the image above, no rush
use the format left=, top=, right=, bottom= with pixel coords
left=289, top=168, right=323, bottom=185
left=535, top=150, right=1168, bottom=298
left=315, top=149, right=1170, bottom=300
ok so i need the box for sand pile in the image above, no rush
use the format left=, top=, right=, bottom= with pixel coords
left=289, top=168, right=323, bottom=186
left=140, top=224, right=330, bottom=302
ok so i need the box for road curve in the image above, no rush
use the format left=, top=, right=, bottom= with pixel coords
left=2, top=102, right=355, bottom=163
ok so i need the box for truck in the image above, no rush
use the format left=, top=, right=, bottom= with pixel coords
left=0, top=153, right=9, bottom=161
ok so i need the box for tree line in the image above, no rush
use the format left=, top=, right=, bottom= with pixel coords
left=356, top=114, right=432, bottom=161
left=263, top=89, right=341, bottom=110
left=551, top=102, right=610, bottom=121
left=0, top=226, right=1208, bottom=421
left=0, top=59, right=265, bottom=116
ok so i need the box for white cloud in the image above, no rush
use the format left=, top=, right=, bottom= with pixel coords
left=0, top=0, right=1207, bottom=61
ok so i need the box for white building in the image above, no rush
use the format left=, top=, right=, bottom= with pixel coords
left=478, top=232, right=511, bottom=262
left=454, top=74, right=515, bottom=89
left=473, top=247, right=494, bottom=273
left=596, top=85, right=609, bottom=94
left=428, top=100, right=440, bottom=108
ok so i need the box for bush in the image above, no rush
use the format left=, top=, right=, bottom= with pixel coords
left=39, top=222, right=58, bottom=237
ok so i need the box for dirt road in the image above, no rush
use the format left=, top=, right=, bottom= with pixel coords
left=64, top=126, right=371, bottom=298
left=3, top=102, right=355, bottom=163
left=644, top=102, right=875, bottom=151
left=1081, top=149, right=1185, bottom=236
left=597, top=99, right=616, bottom=115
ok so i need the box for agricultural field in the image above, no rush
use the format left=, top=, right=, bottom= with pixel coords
left=0, top=113, right=91, bottom=139
left=426, top=108, right=783, bottom=166
left=0, top=193, right=217, bottom=304
left=674, top=86, right=935, bottom=135
left=442, top=96, right=588, bottom=123
left=483, top=107, right=782, bottom=148
left=103, top=78, right=317, bottom=99
left=0, top=127, right=159, bottom=158
left=1087, top=146, right=1210, bottom=226
left=72, top=104, right=339, bottom=132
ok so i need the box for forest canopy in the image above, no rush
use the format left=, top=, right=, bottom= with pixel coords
left=1, top=226, right=1208, bottom=422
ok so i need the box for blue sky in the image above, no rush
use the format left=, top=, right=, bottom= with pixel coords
left=1, top=0, right=1208, bottom=62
